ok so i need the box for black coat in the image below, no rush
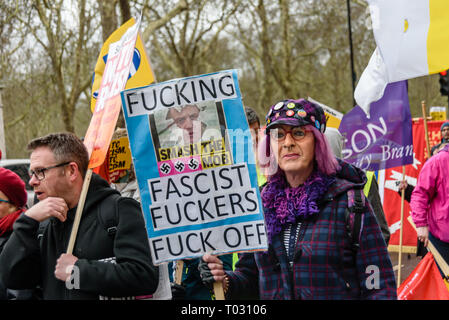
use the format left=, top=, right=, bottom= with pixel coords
left=0, top=233, right=11, bottom=299
left=0, top=230, right=39, bottom=300
left=0, top=174, right=158, bottom=300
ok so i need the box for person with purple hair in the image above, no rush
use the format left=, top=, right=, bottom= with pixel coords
left=200, top=99, right=396, bottom=300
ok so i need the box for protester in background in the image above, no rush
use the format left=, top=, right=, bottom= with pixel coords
left=430, top=121, right=449, bottom=156
left=324, top=128, right=390, bottom=245
left=410, top=143, right=449, bottom=277
left=0, top=132, right=159, bottom=299
left=245, top=106, right=261, bottom=149
left=0, top=167, right=37, bottom=299
left=397, top=180, right=414, bottom=203
left=400, top=141, right=448, bottom=258
left=397, top=179, right=427, bottom=258
left=201, top=99, right=396, bottom=299
left=245, top=106, right=266, bottom=187
left=109, top=128, right=140, bottom=201
left=0, top=169, right=27, bottom=242
left=323, top=127, right=343, bottom=158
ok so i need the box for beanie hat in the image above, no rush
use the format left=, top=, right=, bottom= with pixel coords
left=0, top=167, right=27, bottom=208
left=441, top=121, right=449, bottom=131
left=265, top=99, right=327, bottom=134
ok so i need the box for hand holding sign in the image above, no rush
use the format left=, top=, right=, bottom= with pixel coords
left=200, top=254, right=226, bottom=300
left=200, top=254, right=226, bottom=282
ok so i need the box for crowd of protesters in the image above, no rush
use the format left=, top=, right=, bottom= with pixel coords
left=0, top=96, right=448, bottom=300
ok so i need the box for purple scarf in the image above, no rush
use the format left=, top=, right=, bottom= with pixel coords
left=261, top=170, right=335, bottom=243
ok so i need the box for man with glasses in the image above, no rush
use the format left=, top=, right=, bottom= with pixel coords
left=0, top=132, right=159, bottom=300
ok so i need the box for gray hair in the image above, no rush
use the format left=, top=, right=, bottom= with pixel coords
left=324, top=127, right=343, bottom=158
left=27, top=132, right=89, bottom=177
left=245, top=106, right=260, bottom=126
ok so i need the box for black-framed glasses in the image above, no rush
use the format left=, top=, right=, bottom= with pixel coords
left=269, top=127, right=308, bottom=142
left=0, top=199, right=11, bottom=204
left=29, top=162, right=71, bottom=181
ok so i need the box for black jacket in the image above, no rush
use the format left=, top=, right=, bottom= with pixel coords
left=0, top=232, right=37, bottom=300
left=0, top=174, right=158, bottom=300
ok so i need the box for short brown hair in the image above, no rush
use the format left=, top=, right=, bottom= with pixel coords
left=27, top=132, right=89, bottom=177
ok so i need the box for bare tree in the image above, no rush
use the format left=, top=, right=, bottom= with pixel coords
left=98, top=0, right=119, bottom=42
left=228, top=0, right=377, bottom=115
left=145, top=0, right=242, bottom=78
left=14, top=0, right=95, bottom=132
left=119, top=0, right=132, bottom=23
left=1, top=0, right=446, bottom=158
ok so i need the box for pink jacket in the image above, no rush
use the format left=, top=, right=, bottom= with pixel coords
left=410, top=145, right=449, bottom=242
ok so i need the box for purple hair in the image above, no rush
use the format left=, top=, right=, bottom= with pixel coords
left=258, top=124, right=340, bottom=178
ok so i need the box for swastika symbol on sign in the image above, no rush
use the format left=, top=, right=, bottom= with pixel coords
left=160, top=162, right=171, bottom=174
left=188, top=158, right=199, bottom=170
left=174, top=161, right=185, bottom=172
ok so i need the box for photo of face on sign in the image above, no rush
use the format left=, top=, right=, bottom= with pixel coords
left=152, top=101, right=223, bottom=148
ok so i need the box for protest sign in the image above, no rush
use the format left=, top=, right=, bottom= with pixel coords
left=84, top=17, right=141, bottom=169
left=89, top=17, right=155, bottom=182
left=339, top=81, right=413, bottom=171
left=90, top=18, right=155, bottom=113
left=67, top=17, right=141, bottom=255
left=107, top=136, right=132, bottom=183
left=307, top=97, right=343, bottom=129
left=430, top=106, right=447, bottom=121
left=121, top=70, right=268, bottom=264
left=398, top=252, right=449, bottom=300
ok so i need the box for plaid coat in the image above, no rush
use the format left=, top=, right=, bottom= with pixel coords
left=227, top=162, right=397, bottom=300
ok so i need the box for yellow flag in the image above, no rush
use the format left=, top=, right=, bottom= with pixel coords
left=307, top=97, right=343, bottom=129
left=90, top=18, right=155, bottom=113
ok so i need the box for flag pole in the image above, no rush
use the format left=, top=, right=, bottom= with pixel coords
left=397, top=165, right=406, bottom=287
left=346, top=0, right=356, bottom=106
left=422, top=101, right=431, bottom=159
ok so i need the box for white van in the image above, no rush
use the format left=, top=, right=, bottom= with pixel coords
left=0, top=159, right=34, bottom=208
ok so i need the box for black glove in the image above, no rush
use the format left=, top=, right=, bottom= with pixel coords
left=198, top=258, right=215, bottom=289
left=170, top=282, right=186, bottom=300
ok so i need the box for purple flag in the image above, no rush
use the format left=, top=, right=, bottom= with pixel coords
left=339, top=81, right=413, bottom=171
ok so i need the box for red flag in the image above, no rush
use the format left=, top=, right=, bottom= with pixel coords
left=398, top=252, right=449, bottom=300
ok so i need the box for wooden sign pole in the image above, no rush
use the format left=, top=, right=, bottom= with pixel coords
left=66, top=168, right=93, bottom=254
left=213, top=282, right=225, bottom=300
left=174, top=260, right=184, bottom=285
